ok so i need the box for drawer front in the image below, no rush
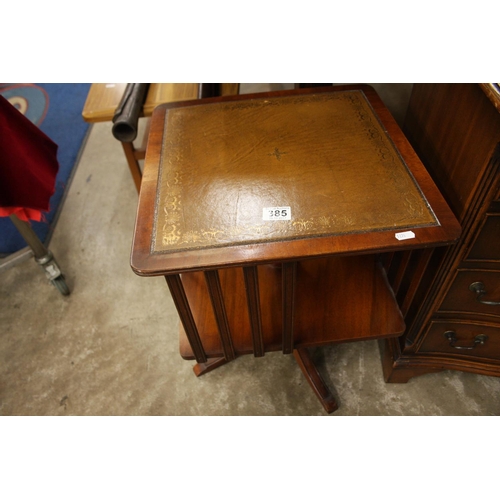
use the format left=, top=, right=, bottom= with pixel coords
left=466, top=213, right=500, bottom=262
left=419, top=321, right=500, bottom=360
left=439, top=269, right=500, bottom=318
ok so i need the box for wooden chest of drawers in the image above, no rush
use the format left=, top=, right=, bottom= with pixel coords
left=382, top=83, right=500, bottom=382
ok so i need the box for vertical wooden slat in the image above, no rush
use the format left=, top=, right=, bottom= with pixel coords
left=204, top=270, right=236, bottom=361
left=392, top=251, right=412, bottom=295
left=243, top=266, right=265, bottom=357
left=165, top=274, right=207, bottom=364
left=400, top=248, right=434, bottom=318
left=282, top=261, right=297, bottom=354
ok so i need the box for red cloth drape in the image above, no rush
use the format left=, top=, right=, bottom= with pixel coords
left=0, top=94, right=59, bottom=221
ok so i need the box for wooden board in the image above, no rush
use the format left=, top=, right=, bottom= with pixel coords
left=82, top=83, right=200, bottom=122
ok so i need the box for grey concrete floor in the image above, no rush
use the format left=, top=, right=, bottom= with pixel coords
left=1, top=83, right=500, bottom=416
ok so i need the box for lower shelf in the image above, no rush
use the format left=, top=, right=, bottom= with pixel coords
left=179, top=255, right=405, bottom=359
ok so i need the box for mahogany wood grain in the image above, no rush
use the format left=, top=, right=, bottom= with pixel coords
left=178, top=256, right=404, bottom=359
left=165, top=274, right=207, bottom=364
left=404, top=83, right=500, bottom=224
left=243, top=266, right=265, bottom=357
left=385, top=248, right=435, bottom=319
left=282, top=262, right=297, bottom=354
left=293, top=256, right=405, bottom=346
left=399, top=248, right=433, bottom=318
left=391, top=251, right=412, bottom=295
left=466, top=212, right=500, bottom=262
left=257, top=264, right=284, bottom=351
left=204, top=270, right=236, bottom=361
left=179, top=266, right=276, bottom=359
left=383, top=84, right=500, bottom=383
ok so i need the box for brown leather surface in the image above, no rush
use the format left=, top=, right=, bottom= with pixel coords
left=152, top=90, right=437, bottom=254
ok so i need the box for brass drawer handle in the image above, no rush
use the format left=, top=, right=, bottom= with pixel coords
left=469, top=282, right=500, bottom=306
left=444, top=331, right=488, bottom=350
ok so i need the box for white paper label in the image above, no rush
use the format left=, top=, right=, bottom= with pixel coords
left=263, top=206, right=291, bottom=221
left=395, top=230, right=416, bottom=241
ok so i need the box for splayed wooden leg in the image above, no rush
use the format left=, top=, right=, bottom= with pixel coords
left=293, top=348, right=338, bottom=414
left=193, top=357, right=229, bottom=377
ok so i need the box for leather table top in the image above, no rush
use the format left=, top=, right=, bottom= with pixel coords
left=131, top=86, right=460, bottom=275
left=153, top=90, right=436, bottom=253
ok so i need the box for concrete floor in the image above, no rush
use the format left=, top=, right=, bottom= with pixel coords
left=1, top=83, right=500, bottom=416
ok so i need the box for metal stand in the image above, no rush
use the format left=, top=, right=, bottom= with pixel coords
left=6, top=214, right=70, bottom=296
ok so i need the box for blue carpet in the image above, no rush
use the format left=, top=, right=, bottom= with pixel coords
left=0, top=83, right=91, bottom=255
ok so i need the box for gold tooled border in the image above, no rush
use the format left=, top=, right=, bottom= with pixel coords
left=151, top=90, right=438, bottom=255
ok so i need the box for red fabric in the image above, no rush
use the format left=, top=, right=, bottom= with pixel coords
left=0, top=95, right=59, bottom=221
